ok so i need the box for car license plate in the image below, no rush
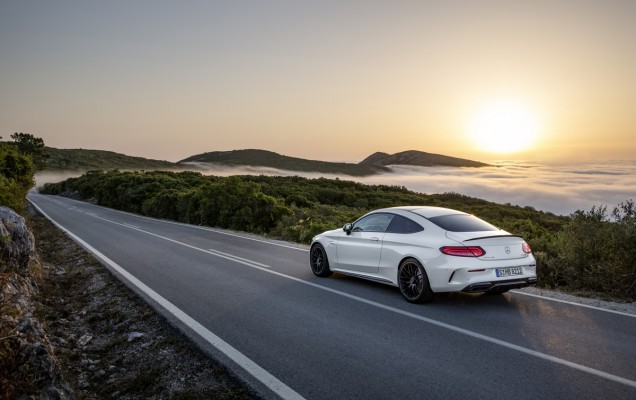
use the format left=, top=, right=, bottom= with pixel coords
left=496, top=267, right=523, bottom=277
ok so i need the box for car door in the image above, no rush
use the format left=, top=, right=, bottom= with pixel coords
left=379, top=214, right=430, bottom=275
left=336, top=213, right=394, bottom=273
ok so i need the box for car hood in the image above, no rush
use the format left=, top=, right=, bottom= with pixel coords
left=314, top=227, right=344, bottom=241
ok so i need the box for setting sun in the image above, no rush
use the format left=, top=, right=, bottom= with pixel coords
left=469, top=101, right=540, bottom=153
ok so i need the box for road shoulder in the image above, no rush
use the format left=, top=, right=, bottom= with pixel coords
left=27, top=204, right=258, bottom=399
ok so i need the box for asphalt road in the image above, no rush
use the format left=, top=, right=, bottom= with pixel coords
left=28, top=193, right=636, bottom=400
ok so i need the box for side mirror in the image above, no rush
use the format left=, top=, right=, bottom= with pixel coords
left=343, top=223, right=353, bottom=235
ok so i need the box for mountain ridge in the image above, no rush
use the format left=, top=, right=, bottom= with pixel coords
left=179, top=149, right=387, bottom=176
left=45, top=147, right=490, bottom=174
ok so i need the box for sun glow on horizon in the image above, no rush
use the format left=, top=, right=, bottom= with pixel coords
left=469, top=101, right=541, bottom=154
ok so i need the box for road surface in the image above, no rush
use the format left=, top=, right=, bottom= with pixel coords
left=28, top=193, right=636, bottom=400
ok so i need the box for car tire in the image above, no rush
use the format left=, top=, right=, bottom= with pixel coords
left=398, top=258, right=434, bottom=303
left=310, top=244, right=333, bottom=277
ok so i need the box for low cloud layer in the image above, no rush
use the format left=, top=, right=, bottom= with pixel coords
left=188, top=160, right=636, bottom=215
left=359, top=161, right=636, bottom=215
left=36, top=161, right=636, bottom=216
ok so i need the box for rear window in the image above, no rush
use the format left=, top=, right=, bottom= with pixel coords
left=428, top=214, right=499, bottom=232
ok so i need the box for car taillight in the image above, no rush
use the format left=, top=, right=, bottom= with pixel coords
left=440, top=246, right=486, bottom=257
left=522, top=242, right=532, bottom=253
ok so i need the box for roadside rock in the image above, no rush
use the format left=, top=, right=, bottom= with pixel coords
left=127, top=331, right=144, bottom=342
left=77, top=333, right=93, bottom=347
left=15, top=340, right=56, bottom=385
left=0, top=206, right=71, bottom=399
left=16, top=314, right=45, bottom=339
left=0, top=206, right=35, bottom=275
left=40, top=387, right=71, bottom=400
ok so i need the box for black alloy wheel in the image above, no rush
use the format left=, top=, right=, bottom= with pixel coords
left=398, top=258, right=434, bottom=303
left=310, top=244, right=333, bottom=277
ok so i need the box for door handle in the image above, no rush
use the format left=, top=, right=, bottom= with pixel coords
left=369, top=237, right=380, bottom=241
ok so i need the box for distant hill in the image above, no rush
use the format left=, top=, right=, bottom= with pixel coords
left=44, top=146, right=489, bottom=174
left=46, top=147, right=177, bottom=171
left=179, top=149, right=388, bottom=176
left=360, top=150, right=490, bottom=168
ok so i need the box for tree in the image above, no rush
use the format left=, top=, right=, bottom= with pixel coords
left=10, top=132, right=48, bottom=170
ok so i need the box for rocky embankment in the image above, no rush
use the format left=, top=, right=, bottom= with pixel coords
left=1, top=206, right=69, bottom=399
left=1, top=205, right=256, bottom=399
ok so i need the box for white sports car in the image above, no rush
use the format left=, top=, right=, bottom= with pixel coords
left=309, top=206, right=537, bottom=303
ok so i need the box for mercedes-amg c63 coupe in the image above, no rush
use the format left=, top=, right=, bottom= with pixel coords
left=309, top=206, right=537, bottom=303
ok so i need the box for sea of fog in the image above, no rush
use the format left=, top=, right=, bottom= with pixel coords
left=35, top=160, right=636, bottom=216
left=360, top=161, right=636, bottom=216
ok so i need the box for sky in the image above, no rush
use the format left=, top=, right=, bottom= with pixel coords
left=2, top=1, right=635, bottom=163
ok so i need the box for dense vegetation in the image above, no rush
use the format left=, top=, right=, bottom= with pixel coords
left=45, top=147, right=176, bottom=171
left=0, top=134, right=42, bottom=213
left=542, top=202, right=636, bottom=300
left=41, top=169, right=636, bottom=300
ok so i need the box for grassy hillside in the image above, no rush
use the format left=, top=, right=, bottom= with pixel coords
left=46, top=147, right=177, bottom=170
left=181, top=149, right=491, bottom=174
left=45, top=147, right=490, bottom=175
left=179, top=149, right=388, bottom=176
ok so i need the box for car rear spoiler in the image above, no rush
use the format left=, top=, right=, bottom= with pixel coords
left=463, top=234, right=522, bottom=242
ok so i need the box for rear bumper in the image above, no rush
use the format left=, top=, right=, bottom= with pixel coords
left=462, top=277, right=537, bottom=293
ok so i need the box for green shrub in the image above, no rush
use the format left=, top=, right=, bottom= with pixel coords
left=0, top=143, right=35, bottom=213
left=40, top=171, right=568, bottom=244
left=547, top=201, right=636, bottom=299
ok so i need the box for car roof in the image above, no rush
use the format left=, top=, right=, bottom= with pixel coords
left=376, top=206, right=467, bottom=219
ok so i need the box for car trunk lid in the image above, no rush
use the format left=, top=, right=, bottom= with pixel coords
left=445, top=231, right=529, bottom=261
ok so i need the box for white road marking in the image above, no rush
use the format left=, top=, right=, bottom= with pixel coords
left=35, top=195, right=636, bottom=320
left=68, top=194, right=635, bottom=319
left=28, top=198, right=305, bottom=400
left=192, top=225, right=307, bottom=251
left=55, top=194, right=307, bottom=251
left=510, top=290, right=636, bottom=318
left=83, top=213, right=273, bottom=271
left=207, top=248, right=272, bottom=269
left=122, top=223, right=140, bottom=230
left=30, top=197, right=636, bottom=390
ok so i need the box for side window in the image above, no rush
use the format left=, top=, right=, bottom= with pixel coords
left=386, top=215, right=423, bottom=234
left=352, top=213, right=394, bottom=233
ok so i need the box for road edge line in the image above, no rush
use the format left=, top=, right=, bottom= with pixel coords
left=67, top=203, right=636, bottom=390
left=28, top=198, right=305, bottom=400
left=40, top=194, right=635, bottom=320
left=52, top=194, right=307, bottom=251
left=29, top=196, right=636, bottom=390
left=510, top=290, right=636, bottom=318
